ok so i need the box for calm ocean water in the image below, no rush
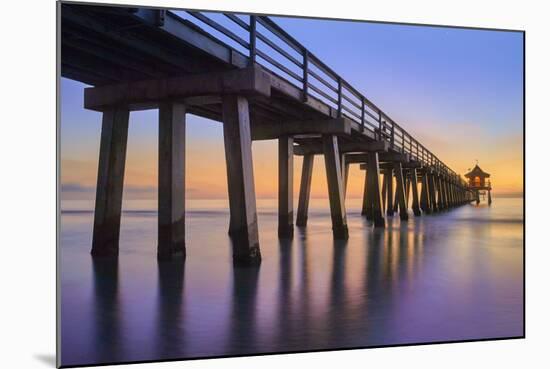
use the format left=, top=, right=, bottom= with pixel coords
left=59, top=197, right=523, bottom=366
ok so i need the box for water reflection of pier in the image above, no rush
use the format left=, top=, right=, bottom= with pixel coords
left=83, top=217, right=455, bottom=360
left=218, top=222, right=428, bottom=353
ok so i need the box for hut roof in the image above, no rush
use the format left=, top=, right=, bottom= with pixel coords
left=465, top=164, right=490, bottom=178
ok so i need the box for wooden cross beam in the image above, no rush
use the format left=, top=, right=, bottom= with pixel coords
left=294, top=140, right=388, bottom=156
left=251, top=117, right=352, bottom=141
left=84, top=66, right=272, bottom=112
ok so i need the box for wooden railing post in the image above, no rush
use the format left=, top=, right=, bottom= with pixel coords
left=390, top=122, right=395, bottom=148
left=337, top=77, right=342, bottom=117
left=361, top=98, right=365, bottom=132
left=302, top=49, right=309, bottom=101
left=378, top=111, right=383, bottom=141
left=154, top=9, right=166, bottom=26
left=249, top=16, right=257, bottom=66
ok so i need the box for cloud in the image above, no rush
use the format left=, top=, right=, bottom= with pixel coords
left=61, top=182, right=160, bottom=193
left=60, top=182, right=159, bottom=198
left=61, top=182, right=93, bottom=192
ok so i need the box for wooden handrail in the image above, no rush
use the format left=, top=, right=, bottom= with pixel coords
left=177, top=10, right=464, bottom=180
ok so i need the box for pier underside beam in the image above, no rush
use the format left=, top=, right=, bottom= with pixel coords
left=222, top=95, right=261, bottom=266
left=296, top=154, right=314, bottom=227
left=278, top=136, right=294, bottom=238
left=252, top=117, right=352, bottom=141
left=158, top=102, right=186, bottom=260
left=322, top=135, right=349, bottom=239
left=84, top=66, right=272, bottom=111
left=91, top=108, right=130, bottom=257
left=294, top=140, right=389, bottom=156
left=379, top=152, right=410, bottom=163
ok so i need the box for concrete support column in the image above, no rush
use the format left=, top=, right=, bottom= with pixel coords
left=91, top=108, right=130, bottom=257
left=410, top=168, right=421, bottom=216
left=420, top=172, right=431, bottom=214
left=158, top=102, right=186, bottom=260
left=452, top=185, right=457, bottom=206
left=361, top=168, right=372, bottom=219
left=322, top=135, right=349, bottom=239
left=428, top=173, right=438, bottom=213
left=453, top=185, right=458, bottom=206
left=342, top=154, right=350, bottom=198
left=278, top=136, right=294, bottom=238
left=222, top=95, right=261, bottom=266
left=447, top=183, right=451, bottom=206
left=296, top=154, right=314, bottom=227
left=442, top=180, right=449, bottom=209
left=385, top=169, right=394, bottom=216
left=366, top=152, right=385, bottom=227
left=394, top=162, right=409, bottom=221
left=392, top=185, right=399, bottom=214
left=405, top=175, right=411, bottom=209
left=449, top=182, right=456, bottom=207
left=488, top=189, right=492, bottom=205
left=381, top=173, right=387, bottom=212
left=436, top=175, right=444, bottom=211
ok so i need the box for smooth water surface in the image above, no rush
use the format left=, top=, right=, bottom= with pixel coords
left=60, top=198, right=523, bottom=366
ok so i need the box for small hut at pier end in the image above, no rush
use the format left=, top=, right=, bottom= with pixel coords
left=465, top=163, right=492, bottom=205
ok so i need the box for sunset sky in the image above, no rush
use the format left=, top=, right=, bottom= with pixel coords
left=60, top=14, right=523, bottom=200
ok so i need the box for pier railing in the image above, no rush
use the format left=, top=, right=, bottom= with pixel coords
left=176, top=10, right=468, bottom=187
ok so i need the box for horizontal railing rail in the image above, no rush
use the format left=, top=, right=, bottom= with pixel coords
left=171, top=10, right=469, bottom=188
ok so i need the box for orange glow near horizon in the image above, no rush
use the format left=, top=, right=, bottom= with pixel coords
left=61, top=114, right=523, bottom=200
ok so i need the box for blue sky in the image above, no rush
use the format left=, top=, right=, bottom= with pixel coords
left=60, top=11, right=523, bottom=199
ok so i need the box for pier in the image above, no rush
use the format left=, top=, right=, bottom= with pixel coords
left=61, top=3, right=476, bottom=265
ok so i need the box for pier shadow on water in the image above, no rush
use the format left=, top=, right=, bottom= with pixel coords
left=59, top=198, right=523, bottom=366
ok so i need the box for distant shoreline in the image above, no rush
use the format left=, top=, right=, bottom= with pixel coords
left=60, top=194, right=524, bottom=201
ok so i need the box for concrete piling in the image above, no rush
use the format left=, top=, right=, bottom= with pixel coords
left=296, top=154, right=314, bottom=227
left=157, top=102, right=187, bottom=260
left=278, top=136, right=294, bottom=239
left=393, top=162, right=409, bottom=221
left=222, top=95, right=261, bottom=266
left=91, top=108, right=130, bottom=257
left=322, top=135, right=349, bottom=239
left=366, top=152, right=385, bottom=228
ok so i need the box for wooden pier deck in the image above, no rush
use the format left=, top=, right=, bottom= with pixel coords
left=60, top=3, right=475, bottom=265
